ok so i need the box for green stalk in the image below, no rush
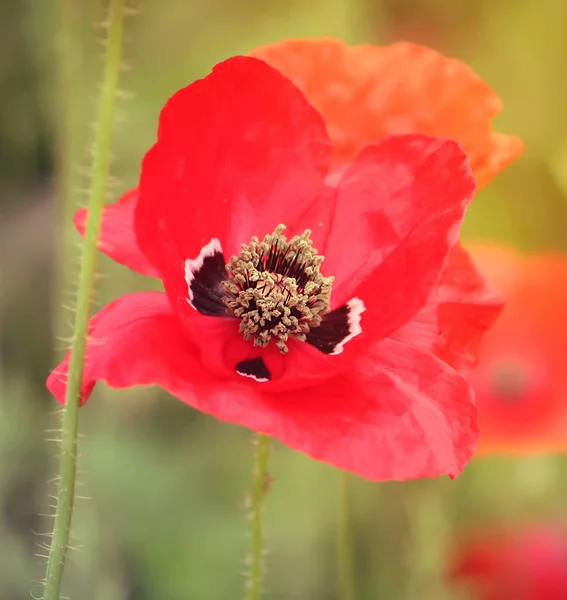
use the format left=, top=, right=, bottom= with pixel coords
left=43, top=1, right=125, bottom=599
left=338, top=471, right=356, bottom=600
left=245, top=434, right=271, bottom=600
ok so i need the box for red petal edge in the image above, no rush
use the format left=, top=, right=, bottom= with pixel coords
left=74, top=189, right=159, bottom=278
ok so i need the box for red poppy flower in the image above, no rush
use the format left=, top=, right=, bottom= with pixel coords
left=49, top=52, right=503, bottom=482
left=464, top=245, right=567, bottom=454
left=450, top=526, right=567, bottom=600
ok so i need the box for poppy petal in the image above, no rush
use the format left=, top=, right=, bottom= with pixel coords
left=324, top=134, right=476, bottom=342
left=73, top=189, right=159, bottom=278
left=394, top=242, right=504, bottom=370
left=47, top=292, right=206, bottom=404
left=264, top=338, right=477, bottom=480
left=135, top=55, right=332, bottom=295
left=250, top=38, right=524, bottom=186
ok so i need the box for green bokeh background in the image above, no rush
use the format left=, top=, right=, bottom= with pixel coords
left=1, top=1, right=566, bottom=599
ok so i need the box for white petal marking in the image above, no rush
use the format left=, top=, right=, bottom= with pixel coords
left=184, top=238, right=223, bottom=305
left=235, top=370, right=270, bottom=383
left=330, top=297, right=366, bottom=355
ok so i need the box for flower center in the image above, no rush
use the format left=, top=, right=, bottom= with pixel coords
left=221, top=224, right=333, bottom=353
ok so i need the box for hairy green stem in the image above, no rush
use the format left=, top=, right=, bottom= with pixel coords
left=245, top=434, right=271, bottom=600
left=338, top=471, right=356, bottom=600
left=43, top=1, right=125, bottom=598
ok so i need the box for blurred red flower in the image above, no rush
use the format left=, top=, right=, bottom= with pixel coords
left=450, top=525, right=567, bottom=600
left=464, top=245, right=567, bottom=454
left=48, top=42, right=519, bottom=481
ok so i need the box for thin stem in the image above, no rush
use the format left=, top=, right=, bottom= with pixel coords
left=43, top=1, right=125, bottom=599
left=338, top=471, right=356, bottom=600
left=245, top=434, right=271, bottom=600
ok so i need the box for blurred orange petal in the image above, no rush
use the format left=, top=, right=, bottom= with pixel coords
left=465, top=244, right=567, bottom=454
left=250, top=38, right=524, bottom=187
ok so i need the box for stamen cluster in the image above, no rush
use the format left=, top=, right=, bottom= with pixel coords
left=222, top=224, right=333, bottom=352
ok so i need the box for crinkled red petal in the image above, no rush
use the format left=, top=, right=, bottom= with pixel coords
left=316, top=134, right=476, bottom=343
left=257, top=338, right=478, bottom=480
